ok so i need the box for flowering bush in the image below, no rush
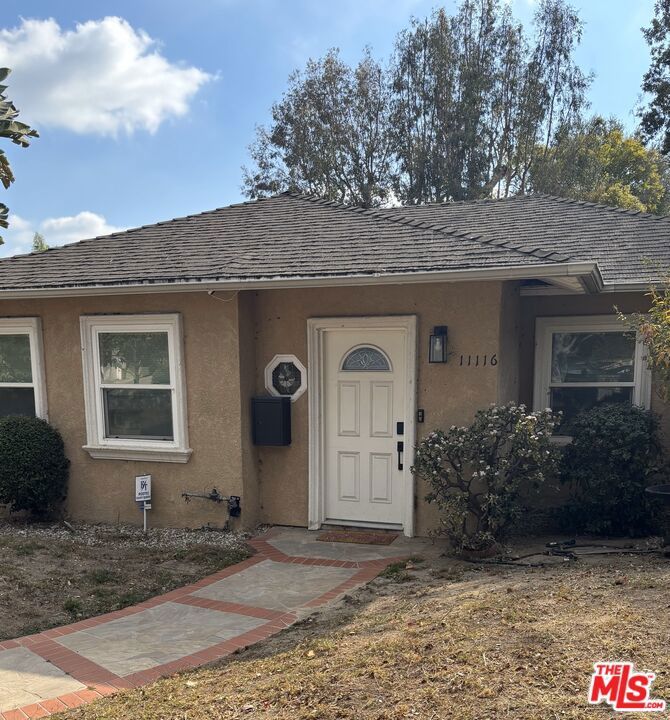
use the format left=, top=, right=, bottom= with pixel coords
left=619, top=276, right=670, bottom=402
left=412, top=404, right=560, bottom=553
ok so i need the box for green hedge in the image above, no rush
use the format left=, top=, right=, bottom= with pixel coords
left=0, top=415, right=69, bottom=518
left=560, top=404, right=667, bottom=536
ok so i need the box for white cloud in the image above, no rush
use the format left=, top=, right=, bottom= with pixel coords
left=1, top=211, right=124, bottom=257
left=39, top=211, right=123, bottom=244
left=0, top=17, right=212, bottom=135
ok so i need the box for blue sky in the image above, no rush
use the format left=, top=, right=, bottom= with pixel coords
left=0, top=0, right=656, bottom=256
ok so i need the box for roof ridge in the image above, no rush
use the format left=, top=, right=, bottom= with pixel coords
left=285, top=192, right=573, bottom=264
left=529, top=193, right=670, bottom=221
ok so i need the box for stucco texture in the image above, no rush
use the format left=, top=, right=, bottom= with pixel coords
left=2, top=282, right=666, bottom=537
left=0, top=292, right=244, bottom=529
left=246, top=281, right=511, bottom=537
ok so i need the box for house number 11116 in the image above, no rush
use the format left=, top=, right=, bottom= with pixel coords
left=459, top=353, right=497, bottom=367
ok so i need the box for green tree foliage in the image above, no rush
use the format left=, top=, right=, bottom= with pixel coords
left=0, top=68, right=38, bottom=244
left=243, top=48, right=395, bottom=207
left=412, top=404, right=560, bottom=553
left=243, top=0, right=589, bottom=206
left=531, top=116, right=670, bottom=213
left=31, top=231, right=48, bottom=253
left=640, top=0, right=670, bottom=154
left=391, top=0, right=587, bottom=203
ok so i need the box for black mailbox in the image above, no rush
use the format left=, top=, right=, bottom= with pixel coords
left=252, top=396, right=291, bottom=446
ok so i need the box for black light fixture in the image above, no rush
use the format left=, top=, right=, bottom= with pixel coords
left=429, top=325, right=448, bottom=363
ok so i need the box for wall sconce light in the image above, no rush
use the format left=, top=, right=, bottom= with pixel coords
left=429, top=326, right=448, bottom=363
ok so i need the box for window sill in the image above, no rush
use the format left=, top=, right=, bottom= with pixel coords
left=83, top=445, right=193, bottom=463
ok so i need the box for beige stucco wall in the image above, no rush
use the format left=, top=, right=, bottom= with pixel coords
left=5, top=281, right=658, bottom=536
left=0, top=292, right=246, bottom=530
left=247, top=281, right=512, bottom=537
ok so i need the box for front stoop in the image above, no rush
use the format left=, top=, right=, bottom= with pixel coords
left=0, top=527, right=407, bottom=719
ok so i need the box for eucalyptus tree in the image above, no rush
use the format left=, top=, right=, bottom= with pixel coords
left=242, top=48, right=396, bottom=208
left=390, top=0, right=589, bottom=202
left=243, top=0, right=589, bottom=206
left=0, top=68, right=38, bottom=243
left=640, top=0, right=670, bottom=154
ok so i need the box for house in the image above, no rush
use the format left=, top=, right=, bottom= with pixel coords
left=0, top=192, right=668, bottom=536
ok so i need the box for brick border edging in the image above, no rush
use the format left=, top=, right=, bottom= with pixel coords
left=0, top=531, right=407, bottom=719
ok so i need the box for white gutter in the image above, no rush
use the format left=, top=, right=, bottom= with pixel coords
left=599, top=282, right=657, bottom=293
left=0, top=261, right=602, bottom=300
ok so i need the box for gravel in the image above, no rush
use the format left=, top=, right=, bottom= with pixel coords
left=0, top=520, right=255, bottom=552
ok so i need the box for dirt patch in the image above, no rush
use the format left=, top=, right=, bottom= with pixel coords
left=57, top=544, right=670, bottom=720
left=0, top=521, right=251, bottom=641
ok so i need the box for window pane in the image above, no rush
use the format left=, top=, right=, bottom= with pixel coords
left=551, top=332, right=635, bottom=383
left=103, top=389, right=174, bottom=440
left=99, top=332, right=170, bottom=385
left=342, top=346, right=390, bottom=371
left=0, top=334, right=32, bottom=383
left=0, top=387, right=36, bottom=417
left=551, top=386, right=633, bottom=434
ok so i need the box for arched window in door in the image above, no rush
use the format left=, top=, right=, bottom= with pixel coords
left=341, top=345, right=391, bottom=372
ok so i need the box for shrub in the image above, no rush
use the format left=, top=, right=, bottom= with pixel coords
left=412, top=404, right=560, bottom=553
left=560, top=404, right=666, bottom=536
left=0, top=416, right=69, bottom=518
left=619, top=276, right=670, bottom=403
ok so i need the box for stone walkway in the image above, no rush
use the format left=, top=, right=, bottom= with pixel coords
left=0, top=527, right=417, bottom=719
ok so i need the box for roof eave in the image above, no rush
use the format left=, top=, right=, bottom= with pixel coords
left=599, top=281, right=656, bottom=293
left=0, top=261, right=602, bottom=299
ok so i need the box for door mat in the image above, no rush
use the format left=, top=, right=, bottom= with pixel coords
left=317, top=530, right=399, bottom=545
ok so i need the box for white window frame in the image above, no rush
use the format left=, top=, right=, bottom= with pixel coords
left=533, top=315, right=652, bottom=440
left=80, top=314, right=191, bottom=463
left=264, top=354, right=307, bottom=402
left=0, top=317, right=48, bottom=420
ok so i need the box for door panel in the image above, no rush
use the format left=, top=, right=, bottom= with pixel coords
left=369, top=382, right=393, bottom=437
left=369, top=453, right=393, bottom=503
left=337, top=452, right=360, bottom=502
left=324, top=328, right=406, bottom=526
left=337, top=382, right=360, bottom=437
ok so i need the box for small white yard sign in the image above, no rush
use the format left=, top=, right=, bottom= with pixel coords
left=135, top=475, right=152, bottom=502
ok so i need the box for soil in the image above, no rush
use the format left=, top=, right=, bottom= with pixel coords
left=0, top=521, right=251, bottom=641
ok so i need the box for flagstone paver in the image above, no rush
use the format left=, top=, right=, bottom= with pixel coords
left=193, top=559, right=357, bottom=611
left=0, top=527, right=413, bottom=719
left=57, top=602, right=268, bottom=678
left=0, top=648, right=86, bottom=713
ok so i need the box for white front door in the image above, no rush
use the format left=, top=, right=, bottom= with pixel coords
left=323, top=327, right=408, bottom=527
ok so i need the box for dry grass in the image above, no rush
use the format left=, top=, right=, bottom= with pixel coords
left=58, top=551, right=670, bottom=720
left=0, top=522, right=250, bottom=640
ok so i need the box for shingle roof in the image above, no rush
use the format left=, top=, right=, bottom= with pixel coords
left=378, top=194, right=670, bottom=287
left=0, top=193, right=567, bottom=292
left=0, top=192, right=665, bottom=293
